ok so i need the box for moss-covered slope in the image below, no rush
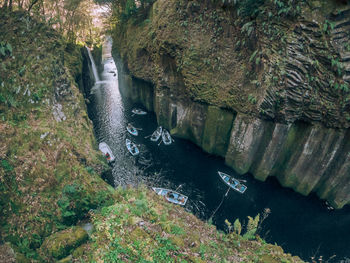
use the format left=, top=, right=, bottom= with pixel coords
left=0, top=10, right=116, bottom=261
left=77, top=186, right=303, bottom=263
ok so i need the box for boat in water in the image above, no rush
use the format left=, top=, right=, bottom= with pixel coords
left=131, top=108, right=147, bottom=115
left=218, top=171, right=247, bottom=194
left=161, top=129, right=173, bottom=145
left=152, top=187, right=188, bottom=206
left=126, top=139, right=139, bottom=156
left=126, top=123, right=138, bottom=136
left=98, top=142, right=115, bottom=163
left=150, top=126, right=162, bottom=142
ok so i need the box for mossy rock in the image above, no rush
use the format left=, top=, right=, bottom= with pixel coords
left=187, top=255, right=206, bottom=263
left=15, top=253, right=31, bottom=263
left=129, top=227, right=150, bottom=240
left=71, top=244, right=86, bottom=258
left=169, top=236, right=185, bottom=247
left=40, top=226, right=88, bottom=260
left=57, top=255, right=72, bottom=263
left=259, top=254, right=281, bottom=263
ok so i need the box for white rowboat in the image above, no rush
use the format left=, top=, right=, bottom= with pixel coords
left=218, top=171, right=247, bottom=194
left=132, top=108, right=147, bottom=115
left=98, top=142, right=115, bottom=163
left=126, top=123, right=138, bottom=136
left=152, top=187, right=188, bottom=206
left=126, top=139, right=139, bottom=156
left=150, top=126, right=162, bottom=142
left=161, top=129, right=172, bottom=145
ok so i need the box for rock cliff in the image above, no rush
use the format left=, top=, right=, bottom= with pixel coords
left=113, top=0, right=350, bottom=208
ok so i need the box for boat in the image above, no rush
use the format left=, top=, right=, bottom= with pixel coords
left=98, top=142, right=115, bottom=163
left=152, top=187, right=188, bottom=206
left=161, top=129, right=173, bottom=145
left=131, top=108, right=147, bottom=115
left=150, top=126, right=162, bottom=142
left=126, top=123, right=138, bottom=136
left=218, top=171, right=247, bottom=194
left=126, top=139, right=139, bottom=156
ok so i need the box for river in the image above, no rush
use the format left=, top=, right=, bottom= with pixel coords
left=86, top=37, right=350, bottom=262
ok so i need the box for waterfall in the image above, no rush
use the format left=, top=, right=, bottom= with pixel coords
left=86, top=47, right=100, bottom=83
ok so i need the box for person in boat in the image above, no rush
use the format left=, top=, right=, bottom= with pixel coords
left=179, top=196, right=185, bottom=204
left=131, top=145, right=137, bottom=154
left=228, top=177, right=237, bottom=186
left=166, top=192, right=175, bottom=199
left=105, top=152, right=111, bottom=160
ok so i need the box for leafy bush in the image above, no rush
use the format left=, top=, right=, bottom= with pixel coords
left=0, top=41, right=12, bottom=57
left=57, top=183, right=113, bottom=225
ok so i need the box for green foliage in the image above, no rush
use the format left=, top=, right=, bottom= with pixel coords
left=248, top=94, right=257, bottom=104
left=124, top=0, right=137, bottom=18
left=331, top=58, right=343, bottom=76
left=243, top=214, right=260, bottom=240
left=1, top=159, right=14, bottom=172
left=57, top=183, right=113, bottom=225
left=0, top=41, right=13, bottom=57
left=249, top=50, right=258, bottom=62
left=241, top=21, right=254, bottom=37
left=323, top=20, right=336, bottom=34
left=236, top=0, right=266, bottom=18
left=170, top=225, right=185, bottom=235
left=233, top=218, right=242, bottom=235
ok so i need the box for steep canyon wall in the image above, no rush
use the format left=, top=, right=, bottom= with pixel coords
left=113, top=0, right=350, bottom=208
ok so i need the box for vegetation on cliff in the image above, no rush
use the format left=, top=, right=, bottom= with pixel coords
left=112, top=0, right=350, bottom=128
left=74, top=186, right=303, bottom=262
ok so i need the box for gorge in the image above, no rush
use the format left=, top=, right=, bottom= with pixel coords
left=112, top=0, right=350, bottom=209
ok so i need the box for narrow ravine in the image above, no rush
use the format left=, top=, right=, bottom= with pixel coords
left=86, top=37, right=350, bottom=262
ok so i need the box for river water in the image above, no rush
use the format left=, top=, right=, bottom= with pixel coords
left=86, top=38, right=350, bottom=262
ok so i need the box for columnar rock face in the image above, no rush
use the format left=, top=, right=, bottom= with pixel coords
left=113, top=0, right=350, bottom=208
left=116, top=67, right=350, bottom=209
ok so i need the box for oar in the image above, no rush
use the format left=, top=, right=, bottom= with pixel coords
left=130, top=122, right=142, bottom=130
left=158, top=140, right=162, bottom=146
left=175, top=184, right=183, bottom=191
left=144, top=134, right=152, bottom=138
left=208, top=187, right=231, bottom=222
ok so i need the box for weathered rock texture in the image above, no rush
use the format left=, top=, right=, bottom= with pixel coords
left=113, top=0, right=350, bottom=208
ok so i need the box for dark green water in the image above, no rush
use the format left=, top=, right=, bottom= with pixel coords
left=86, top=38, right=350, bottom=263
